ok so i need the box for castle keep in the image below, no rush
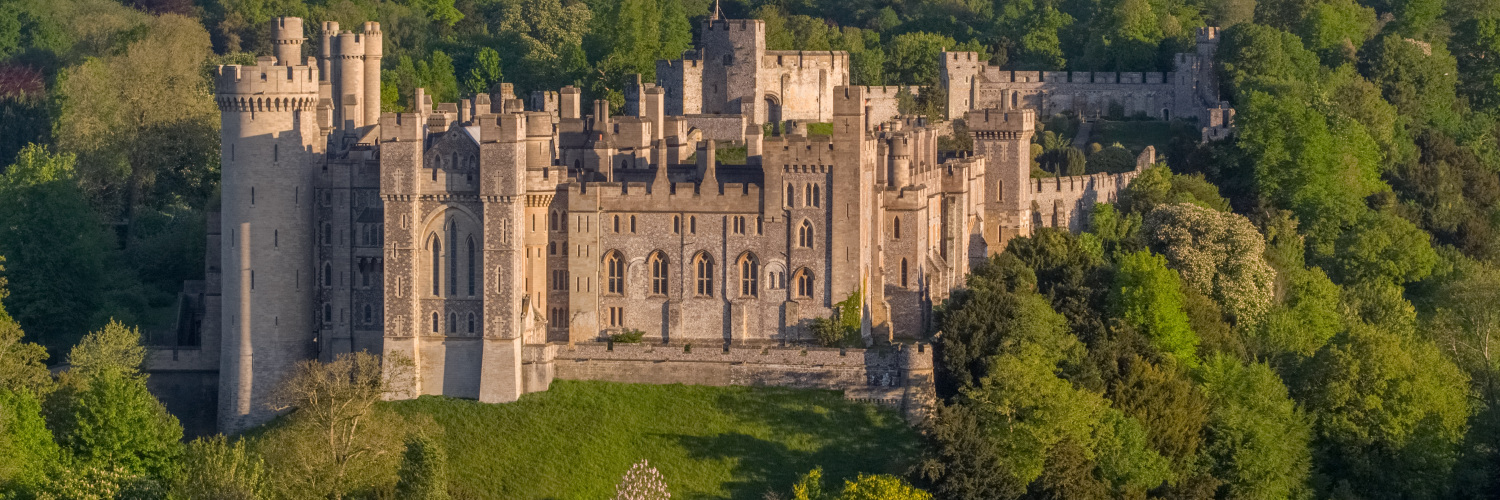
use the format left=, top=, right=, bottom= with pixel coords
left=146, top=16, right=1205, bottom=434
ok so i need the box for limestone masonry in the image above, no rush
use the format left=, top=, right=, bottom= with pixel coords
left=145, top=14, right=1227, bottom=434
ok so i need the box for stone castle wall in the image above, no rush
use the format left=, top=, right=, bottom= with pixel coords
left=549, top=341, right=936, bottom=421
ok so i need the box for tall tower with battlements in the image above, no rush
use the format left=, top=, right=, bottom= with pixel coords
left=967, top=108, right=1035, bottom=251
left=213, top=26, right=325, bottom=431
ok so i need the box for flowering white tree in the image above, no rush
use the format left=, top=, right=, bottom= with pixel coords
left=615, top=459, right=670, bottom=500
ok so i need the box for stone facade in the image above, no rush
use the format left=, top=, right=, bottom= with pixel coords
left=159, top=16, right=1172, bottom=434
left=942, top=27, right=1233, bottom=134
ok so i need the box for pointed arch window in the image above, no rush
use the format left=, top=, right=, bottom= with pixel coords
left=694, top=253, right=714, bottom=297
left=649, top=252, right=669, bottom=295
left=550, top=210, right=559, bottom=231
left=467, top=313, right=476, bottom=334
left=673, top=216, right=680, bottom=234
left=900, top=258, right=909, bottom=288
left=613, top=215, right=620, bottom=233
left=448, top=222, right=458, bottom=296
left=448, top=312, right=457, bottom=333
left=798, top=220, right=814, bottom=248
left=323, top=262, right=333, bottom=287
left=430, top=234, right=442, bottom=296
left=467, top=236, right=476, bottom=296
left=893, top=217, right=902, bottom=239
left=323, top=303, right=333, bottom=324
left=363, top=304, right=373, bottom=324
left=739, top=253, right=759, bottom=297
left=786, top=183, right=795, bottom=207
left=812, top=184, right=821, bottom=207
left=794, top=269, right=814, bottom=298
left=605, top=251, right=625, bottom=295
left=431, top=312, right=439, bottom=333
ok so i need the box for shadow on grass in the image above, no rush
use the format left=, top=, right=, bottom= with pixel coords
left=663, top=387, right=921, bottom=499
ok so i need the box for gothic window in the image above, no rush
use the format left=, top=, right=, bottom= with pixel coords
left=694, top=253, right=714, bottom=297
left=549, top=241, right=557, bottom=255
left=630, top=215, right=637, bottom=233
left=739, top=253, right=759, bottom=297
left=363, top=304, right=373, bottom=324
left=805, top=184, right=813, bottom=207
left=448, top=222, right=458, bottom=296
left=467, top=313, right=476, bottom=334
left=431, top=312, right=439, bottom=333
left=613, top=215, right=620, bottom=233
left=649, top=252, right=668, bottom=295
left=794, top=269, right=814, bottom=298
left=893, top=217, right=902, bottom=239
left=605, top=251, right=624, bottom=295
left=756, top=216, right=763, bottom=235
left=690, top=216, right=697, bottom=234
left=673, top=216, right=680, bottom=234
left=786, top=183, right=795, bottom=207
left=323, top=262, right=333, bottom=287
left=901, top=258, right=909, bottom=288
left=448, top=312, right=457, bottom=333
left=798, top=220, right=814, bottom=248
left=550, top=210, right=559, bottom=231
left=323, top=303, right=332, bottom=324
left=467, top=236, right=476, bottom=296
left=812, top=184, right=821, bottom=207
left=430, top=234, right=442, bottom=296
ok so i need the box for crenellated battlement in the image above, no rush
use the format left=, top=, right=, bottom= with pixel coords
left=215, top=60, right=320, bottom=98
left=762, top=51, right=848, bottom=69
left=379, top=112, right=424, bottom=142
left=1197, top=26, right=1220, bottom=43
left=704, top=18, right=764, bottom=32
left=966, top=108, right=1034, bottom=132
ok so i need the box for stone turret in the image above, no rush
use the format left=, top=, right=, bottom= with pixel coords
left=213, top=51, right=323, bottom=433
left=966, top=108, right=1035, bottom=250
left=270, top=17, right=304, bottom=66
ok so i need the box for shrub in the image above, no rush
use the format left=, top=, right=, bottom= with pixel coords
left=610, top=329, right=645, bottom=343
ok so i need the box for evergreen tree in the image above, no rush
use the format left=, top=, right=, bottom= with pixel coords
left=395, top=434, right=450, bottom=500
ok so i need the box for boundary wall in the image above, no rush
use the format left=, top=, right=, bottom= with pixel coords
left=544, top=341, right=936, bottom=422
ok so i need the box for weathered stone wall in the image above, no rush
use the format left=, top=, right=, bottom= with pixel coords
left=551, top=341, right=936, bottom=421
left=757, top=51, right=848, bottom=123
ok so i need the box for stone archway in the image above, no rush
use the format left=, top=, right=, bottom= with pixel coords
left=764, top=94, right=782, bottom=125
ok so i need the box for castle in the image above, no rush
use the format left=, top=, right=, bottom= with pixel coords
left=144, top=14, right=1221, bottom=435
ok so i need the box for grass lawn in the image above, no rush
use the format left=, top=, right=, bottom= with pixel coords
left=1089, top=119, right=1197, bottom=154
left=386, top=380, right=922, bottom=500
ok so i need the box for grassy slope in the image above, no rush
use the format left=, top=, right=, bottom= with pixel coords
left=387, top=380, right=921, bottom=500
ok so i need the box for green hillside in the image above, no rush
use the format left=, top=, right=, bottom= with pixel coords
left=386, top=380, right=921, bottom=499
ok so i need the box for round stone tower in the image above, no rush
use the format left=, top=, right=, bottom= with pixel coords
left=270, top=17, right=304, bottom=66
left=214, top=51, right=322, bottom=433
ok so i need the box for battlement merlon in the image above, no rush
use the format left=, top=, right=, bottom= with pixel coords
left=965, top=108, right=1035, bottom=132
left=833, top=85, right=867, bottom=116
left=1197, top=26, right=1220, bottom=44
left=215, top=60, right=320, bottom=96
left=478, top=112, right=527, bottom=144
left=379, top=112, right=424, bottom=142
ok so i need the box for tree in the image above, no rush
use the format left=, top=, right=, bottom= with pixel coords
left=1452, top=15, right=1500, bottom=113
left=0, top=258, right=50, bottom=397
left=463, top=47, right=503, bottom=95
left=1197, top=354, right=1313, bottom=499
left=53, top=14, right=220, bottom=218
left=1257, top=266, right=1341, bottom=358
left=172, top=435, right=269, bottom=500
left=916, top=403, right=1026, bottom=500
left=0, top=144, right=111, bottom=356
left=1359, top=34, right=1459, bottom=127
left=66, top=319, right=147, bottom=379
left=1111, top=251, right=1199, bottom=368
left=936, top=286, right=1080, bottom=397
left=886, top=32, right=987, bottom=86
left=260, top=351, right=410, bottom=499
left=1327, top=209, right=1438, bottom=285
left=0, top=388, right=59, bottom=494
left=1142, top=203, right=1276, bottom=326
left=658, top=0, right=692, bottom=61
left=835, top=473, right=931, bottom=500
left=1298, top=324, right=1472, bottom=498
left=395, top=433, right=450, bottom=500
left=1215, top=24, right=1321, bottom=101
left=50, top=368, right=184, bottom=481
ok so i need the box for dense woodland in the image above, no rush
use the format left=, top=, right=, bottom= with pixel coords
left=1, top=0, right=1500, bottom=497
